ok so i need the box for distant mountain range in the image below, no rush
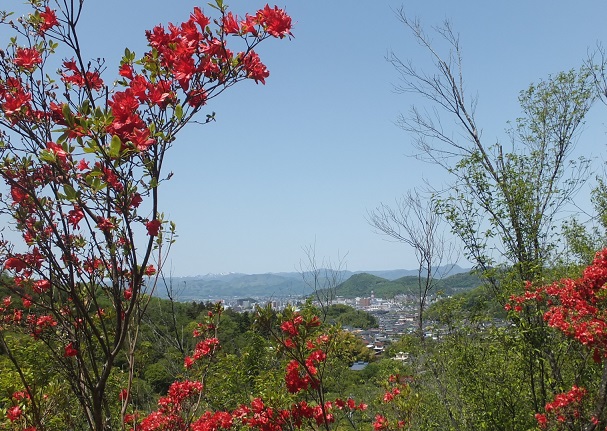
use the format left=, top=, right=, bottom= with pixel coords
left=153, top=265, right=476, bottom=301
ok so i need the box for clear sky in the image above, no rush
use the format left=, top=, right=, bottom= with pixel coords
left=46, top=1, right=607, bottom=275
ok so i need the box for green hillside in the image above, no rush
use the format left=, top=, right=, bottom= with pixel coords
left=325, top=271, right=482, bottom=299
left=435, top=271, right=484, bottom=294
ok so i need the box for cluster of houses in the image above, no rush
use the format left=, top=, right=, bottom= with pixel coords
left=223, top=290, right=438, bottom=371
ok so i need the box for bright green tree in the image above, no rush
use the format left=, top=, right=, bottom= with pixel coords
left=391, top=10, right=597, bottom=417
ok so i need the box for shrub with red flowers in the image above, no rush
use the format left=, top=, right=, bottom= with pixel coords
left=130, top=304, right=417, bottom=431
left=533, top=386, right=590, bottom=431
left=0, top=389, right=40, bottom=431
left=0, top=1, right=291, bottom=430
left=509, top=249, right=607, bottom=430
left=371, top=375, right=416, bottom=431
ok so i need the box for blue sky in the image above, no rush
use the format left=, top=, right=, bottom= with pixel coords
left=55, top=1, right=607, bottom=274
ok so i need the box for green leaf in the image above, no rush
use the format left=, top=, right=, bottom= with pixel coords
left=62, top=103, right=74, bottom=126
left=55, top=131, right=70, bottom=145
left=91, top=177, right=104, bottom=192
left=94, top=106, right=104, bottom=120
left=109, top=135, right=122, bottom=158
left=80, top=99, right=90, bottom=116
left=175, top=104, right=183, bottom=121
left=39, top=150, right=55, bottom=163
left=63, top=184, right=77, bottom=201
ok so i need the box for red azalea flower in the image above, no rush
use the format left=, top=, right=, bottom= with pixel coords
left=129, top=75, right=149, bottom=102
left=535, top=413, right=548, bottom=429
left=307, top=349, right=327, bottom=364
left=147, top=80, right=174, bottom=108
left=68, top=207, right=85, bottom=229
left=130, top=193, right=143, bottom=209
left=129, top=126, right=155, bottom=150
left=5, top=257, right=27, bottom=272
left=179, top=20, right=201, bottom=46
left=192, top=337, right=220, bottom=359
left=77, top=159, right=90, bottom=171
left=6, top=405, right=22, bottom=422
left=240, top=14, right=259, bottom=36
left=241, top=51, right=269, bottom=84
left=374, top=414, right=389, bottom=430
left=146, top=219, right=161, bottom=236
left=184, top=356, right=194, bottom=369
left=383, top=391, right=395, bottom=402
left=96, top=217, right=115, bottom=233
left=61, top=59, right=104, bottom=90
left=12, top=391, right=30, bottom=401
left=285, top=360, right=309, bottom=393
left=64, top=342, right=78, bottom=357
left=39, top=7, right=59, bottom=33
left=119, top=63, right=134, bottom=80
left=46, top=141, right=69, bottom=162
left=190, top=6, right=210, bottom=30
left=222, top=12, right=240, bottom=34
left=258, top=5, right=292, bottom=39
left=167, top=380, right=203, bottom=404
left=3, top=88, right=32, bottom=118
left=280, top=320, right=299, bottom=336
left=251, top=397, right=265, bottom=414
left=187, top=87, right=208, bottom=108
left=14, top=47, right=42, bottom=70
left=119, top=389, right=128, bottom=401
left=173, top=56, right=195, bottom=91
left=32, top=315, right=57, bottom=330
left=10, top=185, right=28, bottom=204
left=32, top=279, right=50, bottom=293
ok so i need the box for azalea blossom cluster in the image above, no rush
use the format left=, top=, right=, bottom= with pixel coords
left=372, top=375, right=415, bottom=431
left=279, top=313, right=328, bottom=394
left=4, top=390, right=33, bottom=429
left=509, top=249, right=607, bottom=358
left=534, top=386, right=590, bottom=430
left=184, top=307, right=222, bottom=369
left=509, top=249, right=607, bottom=429
left=136, top=380, right=205, bottom=431
left=2, top=387, right=63, bottom=431
left=0, top=292, right=59, bottom=340
left=135, top=385, right=367, bottom=431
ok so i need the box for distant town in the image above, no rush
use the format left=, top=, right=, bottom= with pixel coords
left=153, top=267, right=483, bottom=360
left=225, top=291, right=423, bottom=357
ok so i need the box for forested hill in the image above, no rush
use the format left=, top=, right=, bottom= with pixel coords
left=319, top=271, right=483, bottom=299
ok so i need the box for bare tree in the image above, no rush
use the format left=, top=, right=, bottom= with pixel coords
left=587, top=43, right=607, bottom=107
left=298, top=243, right=348, bottom=321
left=368, top=189, right=455, bottom=340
